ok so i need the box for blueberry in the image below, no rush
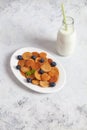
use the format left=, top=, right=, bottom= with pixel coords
left=17, top=55, right=23, bottom=60
left=39, top=69, right=44, bottom=74
left=50, top=62, right=57, bottom=67
left=16, top=65, right=21, bottom=70
left=27, top=78, right=32, bottom=83
left=39, top=58, right=44, bottom=63
left=49, top=82, right=56, bottom=87
left=31, top=55, right=37, bottom=60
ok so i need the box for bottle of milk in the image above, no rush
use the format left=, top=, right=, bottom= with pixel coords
left=57, top=16, right=77, bottom=56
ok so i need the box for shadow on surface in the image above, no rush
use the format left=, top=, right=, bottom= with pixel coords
left=24, top=32, right=57, bottom=54
left=32, top=38, right=56, bottom=54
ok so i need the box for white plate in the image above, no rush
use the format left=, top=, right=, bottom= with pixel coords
left=10, top=47, right=66, bottom=93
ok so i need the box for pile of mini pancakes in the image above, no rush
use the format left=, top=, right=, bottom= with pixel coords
left=16, top=51, right=59, bottom=87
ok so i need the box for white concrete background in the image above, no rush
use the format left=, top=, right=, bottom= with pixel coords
left=0, top=0, right=87, bottom=130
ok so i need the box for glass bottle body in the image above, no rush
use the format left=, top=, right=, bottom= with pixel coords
left=57, top=17, right=77, bottom=56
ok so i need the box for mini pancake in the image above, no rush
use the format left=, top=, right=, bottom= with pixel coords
left=41, top=62, right=51, bottom=72
left=21, top=66, right=30, bottom=73
left=48, top=67, right=59, bottom=77
left=32, top=52, right=39, bottom=57
left=30, top=61, right=41, bottom=70
left=39, top=52, right=47, bottom=58
left=41, top=73, right=50, bottom=81
left=32, top=80, right=40, bottom=85
left=22, top=52, right=32, bottom=60
left=18, top=60, right=25, bottom=67
left=48, top=75, right=58, bottom=82
left=40, top=81, right=49, bottom=87
left=34, top=70, right=41, bottom=80
left=34, top=62, right=41, bottom=69
left=25, top=59, right=34, bottom=67
left=35, top=57, right=41, bottom=62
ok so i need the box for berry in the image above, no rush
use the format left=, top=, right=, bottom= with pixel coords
left=49, top=82, right=56, bottom=87
left=50, top=62, right=57, bottom=67
left=16, top=65, right=21, bottom=70
left=39, top=58, right=44, bottom=63
left=31, top=55, right=37, bottom=60
left=39, top=69, right=44, bottom=74
left=17, top=55, right=23, bottom=60
left=27, top=78, right=32, bottom=83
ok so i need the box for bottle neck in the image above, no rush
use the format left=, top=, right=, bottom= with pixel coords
left=61, top=16, right=74, bottom=33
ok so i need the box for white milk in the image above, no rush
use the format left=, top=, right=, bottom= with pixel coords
left=56, top=17, right=77, bottom=56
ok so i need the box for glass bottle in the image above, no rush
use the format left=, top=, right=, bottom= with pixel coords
left=56, top=16, right=77, bottom=56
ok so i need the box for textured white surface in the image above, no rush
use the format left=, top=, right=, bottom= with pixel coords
left=0, top=0, right=87, bottom=130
